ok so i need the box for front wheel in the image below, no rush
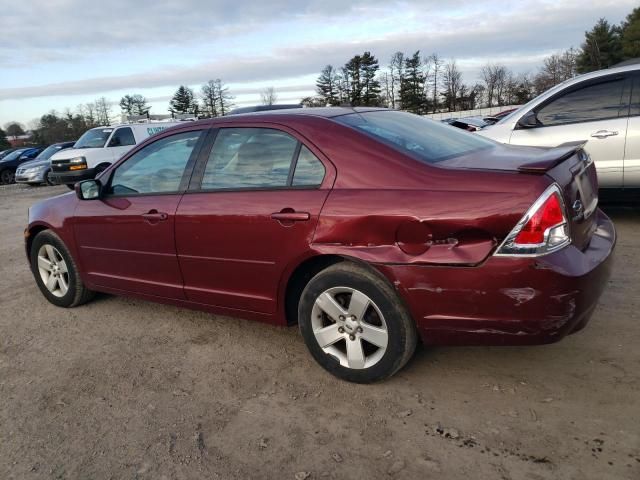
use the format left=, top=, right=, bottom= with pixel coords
left=30, top=230, right=95, bottom=308
left=0, top=169, right=15, bottom=184
left=298, top=263, right=417, bottom=383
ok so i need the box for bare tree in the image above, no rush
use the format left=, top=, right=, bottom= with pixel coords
left=388, top=52, right=405, bottom=109
left=442, top=60, right=463, bottom=111
left=261, top=87, right=277, bottom=106
left=94, top=97, right=113, bottom=125
left=480, top=64, right=508, bottom=107
left=427, top=53, right=443, bottom=112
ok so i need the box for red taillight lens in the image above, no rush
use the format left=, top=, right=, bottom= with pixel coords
left=514, top=193, right=564, bottom=245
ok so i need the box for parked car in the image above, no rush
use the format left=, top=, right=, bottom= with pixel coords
left=478, top=64, right=638, bottom=191
left=0, top=147, right=44, bottom=184
left=15, top=142, right=76, bottom=186
left=26, top=108, right=614, bottom=383
left=443, top=116, right=491, bottom=132
left=49, top=122, right=184, bottom=188
left=0, top=148, right=20, bottom=160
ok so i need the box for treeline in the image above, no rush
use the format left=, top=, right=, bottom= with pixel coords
left=9, top=6, right=639, bottom=147
left=304, top=7, right=639, bottom=112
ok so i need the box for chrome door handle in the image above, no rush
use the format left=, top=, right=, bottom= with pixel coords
left=271, top=211, right=310, bottom=222
left=590, top=130, right=618, bottom=139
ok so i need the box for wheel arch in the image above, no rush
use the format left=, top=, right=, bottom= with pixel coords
left=282, top=253, right=398, bottom=326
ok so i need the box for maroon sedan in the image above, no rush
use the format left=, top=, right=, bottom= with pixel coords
left=25, top=108, right=615, bottom=383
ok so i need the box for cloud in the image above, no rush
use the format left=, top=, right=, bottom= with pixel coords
left=0, top=0, right=635, bottom=115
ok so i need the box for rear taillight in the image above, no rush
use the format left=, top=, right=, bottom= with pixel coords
left=495, top=184, right=570, bottom=256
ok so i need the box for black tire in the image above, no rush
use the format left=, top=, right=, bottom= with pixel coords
left=30, top=230, right=95, bottom=308
left=65, top=184, right=75, bottom=191
left=45, top=169, right=55, bottom=186
left=0, top=168, right=15, bottom=184
left=298, top=262, right=417, bottom=383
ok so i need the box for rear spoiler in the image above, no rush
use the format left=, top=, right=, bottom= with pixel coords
left=517, top=141, right=587, bottom=174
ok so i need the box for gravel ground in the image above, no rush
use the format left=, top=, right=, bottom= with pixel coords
left=0, top=183, right=639, bottom=480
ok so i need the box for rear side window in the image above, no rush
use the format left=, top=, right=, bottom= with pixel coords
left=536, top=78, right=627, bottom=126
left=293, top=146, right=325, bottom=186
left=335, top=110, right=495, bottom=163
left=108, top=127, right=136, bottom=147
left=201, top=128, right=324, bottom=190
left=110, top=130, right=202, bottom=195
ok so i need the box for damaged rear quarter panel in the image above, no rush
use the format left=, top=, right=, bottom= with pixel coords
left=312, top=182, right=544, bottom=266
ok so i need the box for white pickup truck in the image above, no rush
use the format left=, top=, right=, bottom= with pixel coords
left=49, top=122, right=184, bottom=187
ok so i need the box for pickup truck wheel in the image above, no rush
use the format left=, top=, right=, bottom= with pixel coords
left=0, top=169, right=15, bottom=184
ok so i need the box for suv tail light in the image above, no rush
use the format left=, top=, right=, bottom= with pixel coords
left=495, top=184, right=570, bottom=256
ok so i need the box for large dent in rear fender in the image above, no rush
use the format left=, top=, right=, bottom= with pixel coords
left=312, top=188, right=540, bottom=266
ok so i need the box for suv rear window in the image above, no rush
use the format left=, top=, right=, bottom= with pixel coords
left=335, top=110, right=495, bottom=163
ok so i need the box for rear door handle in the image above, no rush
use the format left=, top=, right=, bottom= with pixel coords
left=271, top=211, right=310, bottom=222
left=590, top=130, right=618, bottom=139
left=142, top=210, right=169, bottom=222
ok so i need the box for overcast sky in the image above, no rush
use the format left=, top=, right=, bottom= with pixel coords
left=0, top=0, right=635, bottom=126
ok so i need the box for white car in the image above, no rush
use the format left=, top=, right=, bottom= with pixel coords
left=478, top=64, right=639, bottom=190
left=49, top=122, right=184, bottom=187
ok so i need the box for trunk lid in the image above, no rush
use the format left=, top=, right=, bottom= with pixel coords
left=440, top=141, right=599, bottom=251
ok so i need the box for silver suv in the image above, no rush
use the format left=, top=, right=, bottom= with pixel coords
left=478, top=64, right=638, bottom=190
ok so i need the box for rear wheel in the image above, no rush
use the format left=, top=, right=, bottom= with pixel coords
left=30, top=230, right=94, bottom=308
left=0, top=169, right=15, bottom=184
left=298, top=263, right=417, bottom=383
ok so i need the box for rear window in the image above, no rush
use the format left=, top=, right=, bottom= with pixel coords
left=335, top=110, right=495, bottom=163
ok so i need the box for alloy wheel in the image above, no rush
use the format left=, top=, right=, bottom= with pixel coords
left=37, top=244, right=69, bottom=297
left=311, top=287, right=388, bottom=369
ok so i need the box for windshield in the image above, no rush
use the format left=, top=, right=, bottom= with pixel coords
left=74, top=128, right=113, bottom=149
left=1, top=149, right=28, bottom=161
left=36, top=144, right=68, bottom=161
left=335, top=110, right=496, bottom=163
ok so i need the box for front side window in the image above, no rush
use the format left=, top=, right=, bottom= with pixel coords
left=110, top=130, right=202, bottom=195
left=536, top=78, right=626, bottom=126
left=335, top=110, right=496, bottom=163
left=201, top=128, right=299, bottom=189
left=108, top=127, right=136, bottom=147
left=75, top=128, right=113, bottom=149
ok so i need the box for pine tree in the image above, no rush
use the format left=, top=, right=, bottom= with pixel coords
left=0, top=128, right=10, bottom=150
left=621, top=7, right=640, bottom=59
left=316, top=65, right=340, bottom=106
left=131, top=95, right=150, bottom=116
left=399, top=51, right=426, bottom=114
left=576, top=18, right=623, bottom=73
left=360, top=51, right=381, bottom=106
left=169, top=86, right=195, bottom=115
left=120, top=95, right=135, bottom=116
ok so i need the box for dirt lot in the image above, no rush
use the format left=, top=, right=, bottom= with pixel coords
left=0, top=184, right=638, bottom=480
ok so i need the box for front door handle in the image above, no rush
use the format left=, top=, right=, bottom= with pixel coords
left=591, top=130, right=618, bottom=139
left=142, top=210, right=169, bottom=222
left=271, top=211, right=310, bottom=222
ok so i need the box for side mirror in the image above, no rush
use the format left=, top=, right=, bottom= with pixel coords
left=516, top=111, right=540, bottom=129
left=76, top=179, right=102, bottom=200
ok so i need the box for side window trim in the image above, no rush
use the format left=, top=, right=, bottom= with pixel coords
left=529, top=74, right=630, bottom=128
left=103, top=127, right=207, bottom=198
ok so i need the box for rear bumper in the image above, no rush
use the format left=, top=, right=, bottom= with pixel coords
left=376, top=209, right=616, bottom=346
left=49, top=168, right=96, bottom=185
